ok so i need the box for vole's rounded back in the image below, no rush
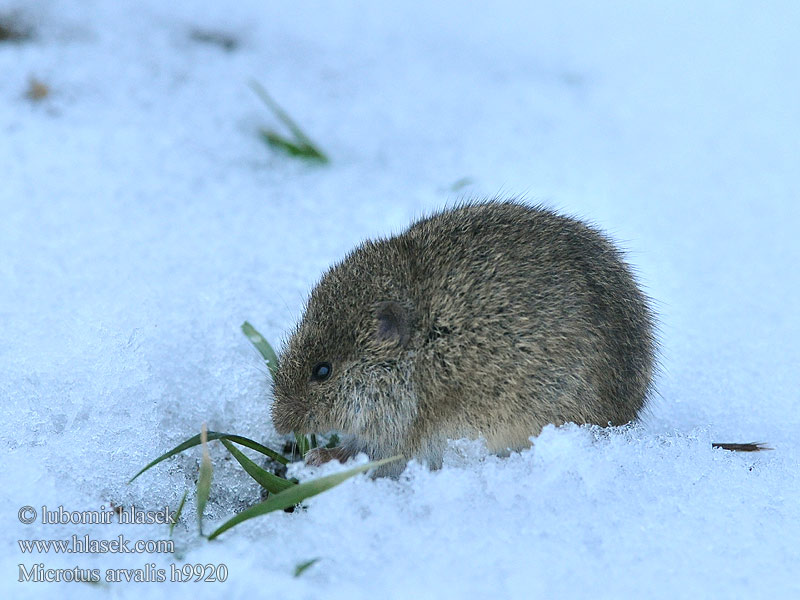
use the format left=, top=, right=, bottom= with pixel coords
left=272, top=201, right=656, bottom=476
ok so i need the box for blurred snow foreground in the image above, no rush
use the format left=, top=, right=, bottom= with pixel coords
left=1, top=1, right=799, bottom=598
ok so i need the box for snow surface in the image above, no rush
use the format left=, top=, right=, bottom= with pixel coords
left=2, top=1, right=799, bottom=598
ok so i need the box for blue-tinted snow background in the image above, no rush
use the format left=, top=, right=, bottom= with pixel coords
left=2, top=1, right=799, bottom=598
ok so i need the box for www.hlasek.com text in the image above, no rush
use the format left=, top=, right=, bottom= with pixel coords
left=19, top=534, right=174, bottom=554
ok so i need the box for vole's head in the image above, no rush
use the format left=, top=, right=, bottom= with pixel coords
left=271, top=240, right=420, bottom=445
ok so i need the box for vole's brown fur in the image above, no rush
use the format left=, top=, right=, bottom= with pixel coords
left=271, top=200, right=656, bottom=476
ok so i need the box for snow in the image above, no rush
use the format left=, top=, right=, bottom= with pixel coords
left=2, top=1, right=799, bottom=598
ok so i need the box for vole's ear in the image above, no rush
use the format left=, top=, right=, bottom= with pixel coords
left=374, top=300, right=411, bottom=347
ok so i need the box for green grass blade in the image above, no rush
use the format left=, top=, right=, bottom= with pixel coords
left=259, top=131, right=303, bottom=155
left=241, top=321, right=279, bottom=379
left=294, top=432, right=310, bottom=457
left=258, top=130, right=328, bottom=162
left=294, top=558, right=320, bottom=577
left=250, top=81, right=329, bottom=163
left=129, top=431, right=288, bottom=483
left=208, top=455, right=403, bottom=540
left=196, top=426, right=213, bottom=536
left=169, top=490, right=188, bottom=537
left=250, top=81, right=322, bottom=147
left=250, top=82, right=305, bottom=141
left=220, top=439, right=295, bottom=494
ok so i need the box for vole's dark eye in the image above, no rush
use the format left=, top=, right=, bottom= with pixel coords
left=311, top=361, right=332, bottom=382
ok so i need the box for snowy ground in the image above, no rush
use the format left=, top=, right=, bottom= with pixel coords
left=2, top=1, right=799, bottom=598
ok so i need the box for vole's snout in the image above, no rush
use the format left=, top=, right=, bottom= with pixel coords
left=270, top=391, right=309, bottom=435
left=270, top=408, right=293, bottom=435
left=271, top=353, right=315, bottom=435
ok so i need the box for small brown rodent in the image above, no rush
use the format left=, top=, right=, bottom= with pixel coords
left=271, top=200, right=659, bottom=476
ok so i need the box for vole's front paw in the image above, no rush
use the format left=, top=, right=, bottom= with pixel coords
left=305, top=446, right=352, bottom=466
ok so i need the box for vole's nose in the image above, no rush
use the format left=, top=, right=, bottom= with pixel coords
left=270, top=399, right=296, bottom=434
left=272, top=417, right=292, bottom=435
left=271, top=392, right=312, bottom=435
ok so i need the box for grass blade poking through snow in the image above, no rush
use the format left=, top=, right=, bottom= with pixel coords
left=295, top=432, right=310, bottom=458
left=241, top=321, right=279, bottom=380
left=220, top=439, right=295, bottom=494
left=294, top=558, right=320, bottom=577
left=196, top=425, right=213, bottom=536
left=128, top=431, right=288, bottom=483
left=207, top=455, right=403, bottom=540
left=170, top=490, right=188, bottom=537
left=250, top=81, right=329, bottom=163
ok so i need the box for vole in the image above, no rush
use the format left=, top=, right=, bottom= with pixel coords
left=271, top=200, right=762, bottom=477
